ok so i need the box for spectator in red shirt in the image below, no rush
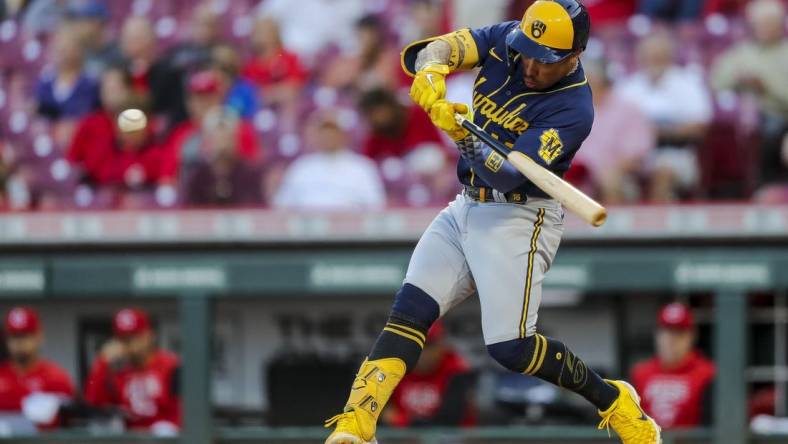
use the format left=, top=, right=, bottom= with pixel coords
left=631, top=303, right=716, bottom=429
left=0, top=307, right=75, bottom=430
left=84, top=308, right=180, bottom=435
left=242, top=16, right=307, bottom=129
left=359, top=88, right=446, bottom=161
left=160, top=70, right=260, bottom=184
left=384, top=321, right=476, bottom=427
left=67, top=66, right=162, bottom=190
left=359, top=88, right=456, bottom=203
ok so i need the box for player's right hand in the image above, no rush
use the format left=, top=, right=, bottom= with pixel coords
left=410, top=63, right=449, bottom=112
left=430, top=100, right=471, bottom=141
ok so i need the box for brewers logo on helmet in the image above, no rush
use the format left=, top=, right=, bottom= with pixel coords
left=506, top=0, right=591, bottom=64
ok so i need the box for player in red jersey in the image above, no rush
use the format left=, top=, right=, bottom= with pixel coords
left=384, top=322, right=476, bottom=427
left=84, top=308, right=181, bottom=434
left=0, top=307, right=75, bottom=429
left=631, top=303, right=716, bottom=429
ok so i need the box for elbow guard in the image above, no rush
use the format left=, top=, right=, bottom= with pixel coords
left=401, top=28, right=480, bottom=76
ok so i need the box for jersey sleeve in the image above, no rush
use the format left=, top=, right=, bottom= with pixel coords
left=512, top=108, right=593, bottom=175
left=469, top=21, right=517, bottom=64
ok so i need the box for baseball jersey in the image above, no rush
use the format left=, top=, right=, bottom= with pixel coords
left=0, top=360, right=75, bottom=412
left=463, top=21, right=594, bottom=198
left=389, top=350, right=476, bottom=427
left=0, top=359, right=75, bottom=428
left=84, top=351, right=181, bottom=430
left=631, top=351, right=716, bottom=429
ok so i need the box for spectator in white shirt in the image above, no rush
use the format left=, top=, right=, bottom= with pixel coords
left=274, top=112, right=386, bottom=210
left=257, top=0, right=364, bottom=63
left=616, top=31, right=713, bottom=202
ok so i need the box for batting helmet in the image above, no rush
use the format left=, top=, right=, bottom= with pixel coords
left=506, top=0, right=591, bottom=64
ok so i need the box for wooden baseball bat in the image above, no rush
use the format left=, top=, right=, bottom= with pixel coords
left=455, top=114, right=607, bottom=227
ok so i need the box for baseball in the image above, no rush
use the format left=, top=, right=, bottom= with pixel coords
left=117, top=109, right=147, bottom=133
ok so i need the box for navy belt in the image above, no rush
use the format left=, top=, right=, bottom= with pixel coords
left=463, top=186, right=527, bottom=204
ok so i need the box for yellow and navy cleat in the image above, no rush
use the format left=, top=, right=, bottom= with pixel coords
left=324, top=357, right=405, bottom=444
left=324, top=412, right=378, bottom=444
left=598, top=380, right=662, bottom=444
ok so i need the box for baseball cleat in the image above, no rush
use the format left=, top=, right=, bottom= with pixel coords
left=324, top=358, right=405, bottom=444
left=598, top=380, right=662, bottom=444
left=324, top=412, right=377, bottom=444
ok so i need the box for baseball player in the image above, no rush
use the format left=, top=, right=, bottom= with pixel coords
left=325, top=1, right=661, bottom=443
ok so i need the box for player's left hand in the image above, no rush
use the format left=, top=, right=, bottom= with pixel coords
left=410, top=63, right=449, bottom=112
left=430, top=100, right=471, bottom=141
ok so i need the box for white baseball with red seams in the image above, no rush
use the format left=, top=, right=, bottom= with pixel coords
left=117, top=109, right=147, bottom=132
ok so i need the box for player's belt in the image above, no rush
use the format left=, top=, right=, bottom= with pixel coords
left=463, top=186, right=527, bottom=204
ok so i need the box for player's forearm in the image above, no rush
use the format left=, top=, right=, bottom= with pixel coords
left=457, top=136, right=525, bottom=193
left=414, top=40, right=452, bottom=71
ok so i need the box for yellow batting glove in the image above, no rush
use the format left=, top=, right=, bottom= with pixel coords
left=409, top=63, right=449, bottom=112
left=430, top=100, right=471, bottom=141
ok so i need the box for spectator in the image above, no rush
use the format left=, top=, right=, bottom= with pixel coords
left=320, top=14, right=404, bottom=92
left=617, top=32, right=713, bottom=201
left=359, top=88, right=456, bottom=203
left=65, top=1, right=118, bottom=77
left=242, top=15, right=307, bottom=125
left=212, top=43, right=259, bottom=120
left=573, top=57, right=656, bottom=203
left=36, top=25, right=99, bottom=121
left=383, top=321, right=476, bottom=427
left=119, top=16, right=159, bottom=97
left=0, top=307, right=75, bottom=430
left=359, top=88, right=446, bottom=161
left=160, top=70, right=260, bottom=183
left=256, top=0, right=363, bottom=62
left=637, top=0, right=704, bottom=21
left=631, top=303, right=716, bottom=429
left=67, top=66, right=161, bottom=189
left=181, top=109, right=264, bottom=206
left=118, top=16, right=184, bottom=126
left=273, top=111, right=385, bottom=210
left=711, top=0, right=788, bottom=189
left=156, top=2, right=224, bottom=122
left=84, top=308, right=181, bottom=434
left=399, top=0, right=451, bottom=45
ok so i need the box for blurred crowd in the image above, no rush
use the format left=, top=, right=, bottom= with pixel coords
left=0, top=0, right=786, bottom=211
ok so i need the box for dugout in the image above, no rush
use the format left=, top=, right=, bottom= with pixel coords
left=0, top=204, right=787, bottom=444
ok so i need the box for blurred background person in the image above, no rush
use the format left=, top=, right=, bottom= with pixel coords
left=359, top=88, right=455, bottom=203
left=64, top=1, right=117, bottom=77
left=572, top=57, right=656, bottom=203
left=383, top=321, right=476, bottom=427
left=181, top=108, right=264, bottom=206
left=320, top=14, right=404, bottom=92
left=0, top=307, right=75, bottom=430
left=212, top=43, right=259, bottom=121
left=631, top=303, right=716, bottom=429
left=256, top=0, right=363, bottom=63
left=711, top=0, right=788, bottom=195
left=35, top=24, right=99, bottom=147
left=84, top=308, right=181, bottom=435
left=616, top=31, right=712, bottom=202
left=160, top=70, right=260, bottom=185
left=66, top=66, right=161, bottom=191
left=242, top=16, right=307, bottom=129
left=273, top=111, right=385, bottom=210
